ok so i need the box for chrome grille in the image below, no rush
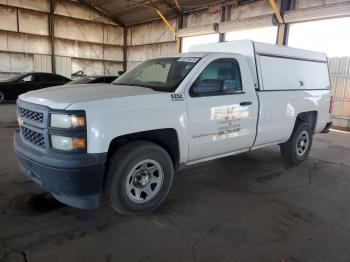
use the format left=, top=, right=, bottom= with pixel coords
left=18, top=106, right=44, bottom=123
left=21, top=126, right=45, bottom=149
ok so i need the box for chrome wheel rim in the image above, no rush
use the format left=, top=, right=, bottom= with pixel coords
left=125, top=159, right=164, bottom=204
left=296, top=130, right=309, bottom=156
left=0, top=92, right=4, bottom=103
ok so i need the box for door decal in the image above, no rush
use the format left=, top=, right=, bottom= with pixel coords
left=193, top=105, right=250, bottom=139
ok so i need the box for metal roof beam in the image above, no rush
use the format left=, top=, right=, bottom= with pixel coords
left=111, top=0, right=171, bottom=18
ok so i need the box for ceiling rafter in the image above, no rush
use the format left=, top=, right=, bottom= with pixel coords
left=79, top=0, right=260, bottom=26
left=109, top=0, right=175, bottom=22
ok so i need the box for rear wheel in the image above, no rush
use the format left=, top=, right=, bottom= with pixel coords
left=105, top=141, right=174, bottom=216
left=280, top=122, right=313, bottom=164
left=0, top=91, right=5, bottom=104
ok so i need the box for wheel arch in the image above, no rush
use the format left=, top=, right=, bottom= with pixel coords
left=282, top=111, right=318, bottom=144
left=296, top=111, right=318, bottom=132
left=106, top=128, right=180, bottom=170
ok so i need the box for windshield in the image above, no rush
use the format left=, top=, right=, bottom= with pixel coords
left=113, top=57, right=200, bottom=92
left=67, top=76, right=97, bottom=85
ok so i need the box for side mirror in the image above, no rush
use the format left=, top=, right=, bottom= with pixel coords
left=192, top=79, right=222, bottom=96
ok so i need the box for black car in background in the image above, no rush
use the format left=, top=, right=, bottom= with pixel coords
left=66, top=75, right=118, bottom=85
left=0, top=72, right=70, bottom=103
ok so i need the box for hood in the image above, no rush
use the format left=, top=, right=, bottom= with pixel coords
left=19, top=84, right=158, bottom=109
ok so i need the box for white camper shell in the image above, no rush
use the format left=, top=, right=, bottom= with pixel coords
left=189, top=40, right=330, bottom=91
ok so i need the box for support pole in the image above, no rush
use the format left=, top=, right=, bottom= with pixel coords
left=219, top=5, right=230, bottom=42
left=49, top=0, right=56, bottom=73
left=176, top=13, right=184, bottom=53
left=16, top=8, right=19, bottom=32
left=276, top=0, right=292, bottom=45
left=277, top=23, right=289, bottom=45
left=123, top=27, right=127, bottom=72
left=277, top=23, right=285, bottom=45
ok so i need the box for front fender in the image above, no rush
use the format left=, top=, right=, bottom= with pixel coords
left=66, top=94, right=189, bottom=163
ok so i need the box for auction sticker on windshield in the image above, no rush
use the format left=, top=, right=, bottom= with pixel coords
left=177, top=57, right=199, bottom=63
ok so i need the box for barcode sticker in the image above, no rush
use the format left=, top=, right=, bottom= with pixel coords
left=177, top=57, right=199, bottom=63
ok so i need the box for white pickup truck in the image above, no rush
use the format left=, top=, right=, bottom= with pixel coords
left=14, top=40, right=332, bottom=215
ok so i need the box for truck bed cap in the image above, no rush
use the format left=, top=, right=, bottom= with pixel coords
left=189, top=40, right=327, bottom=62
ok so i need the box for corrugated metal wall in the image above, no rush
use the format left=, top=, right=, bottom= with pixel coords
left=130, top=0, right=280, bottom=65
left=0, top=0, right=348, bottom=131
left=0, top=0, right=124, bottom=78
left=329, top=57, right=350, bottom=129
left=0, top=52, right=33, bottom=76
left=127, top=20, right=177, bottom=70
left=33, top=54, right=52, bottom=73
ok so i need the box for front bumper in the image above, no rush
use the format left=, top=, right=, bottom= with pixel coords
left=14, top=130, right=106, bottom=209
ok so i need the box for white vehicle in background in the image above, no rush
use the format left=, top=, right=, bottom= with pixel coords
left=14, top=40, right=332, bottom=215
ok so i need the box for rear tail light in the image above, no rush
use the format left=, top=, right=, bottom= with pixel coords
left=329, top=95, right=334, bottom=114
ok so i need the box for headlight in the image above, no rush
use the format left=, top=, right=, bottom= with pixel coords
left=50, top=114, right=85, bottom=129
left=51, top=135, right=86, bottom=151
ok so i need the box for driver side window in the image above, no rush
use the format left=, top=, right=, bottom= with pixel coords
left=21, top=74, right=38, bottom=83
left=190, top=58, right=242, bottom=97
left=22, top=75, right=32, bottom=82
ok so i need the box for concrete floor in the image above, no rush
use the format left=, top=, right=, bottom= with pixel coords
left=1, top=103, right=350, bottom=262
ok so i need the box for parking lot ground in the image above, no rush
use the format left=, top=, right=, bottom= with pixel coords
left=1, top=103, right=350, bottom=262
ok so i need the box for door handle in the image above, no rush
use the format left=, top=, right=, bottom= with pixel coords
left=240, top=101, right=252, bottom=106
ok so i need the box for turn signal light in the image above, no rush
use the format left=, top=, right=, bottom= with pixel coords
left=72, top=138, right=86, bottom=150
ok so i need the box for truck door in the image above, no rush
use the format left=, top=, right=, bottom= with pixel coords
left=186, top=54, right=258, bottom=162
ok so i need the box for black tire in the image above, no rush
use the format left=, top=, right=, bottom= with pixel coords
left=280, top=122, right=313, bottom=164
left=0, top=91, right=5, bottom=104
left=105, top=141, right=174, bottom=216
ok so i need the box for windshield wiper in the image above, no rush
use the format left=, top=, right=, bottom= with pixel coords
left=114, top=82, right=161, bottom=92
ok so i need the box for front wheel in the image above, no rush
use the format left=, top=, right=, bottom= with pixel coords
left=105, top=141, right=174, bottom=216
left=280, top=122, right=313, bottom=164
